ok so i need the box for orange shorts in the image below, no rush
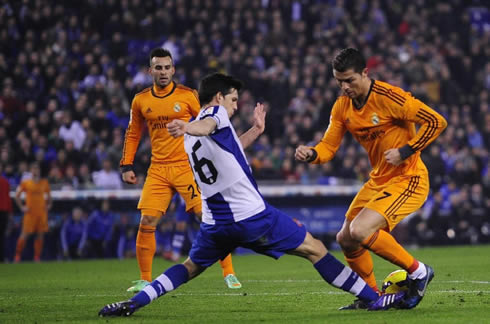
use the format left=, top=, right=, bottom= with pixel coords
left=22, top=213, right=48, bottom=233
left=138, top=163, right=201, bottom=217
left=345, top=173, right=429, bottom=231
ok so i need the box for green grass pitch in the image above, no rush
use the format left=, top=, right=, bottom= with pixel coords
left=1, top=245, right=489, bottom=323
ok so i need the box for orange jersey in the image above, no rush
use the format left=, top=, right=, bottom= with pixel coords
left=312, top=80, right=447, bottom=184
left=120, top=81, right=201, bottom=166
left=19, top=178, right=50, bottom=213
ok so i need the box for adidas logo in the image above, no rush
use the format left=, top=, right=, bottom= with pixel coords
left=146, top=107, right=152, bottom=114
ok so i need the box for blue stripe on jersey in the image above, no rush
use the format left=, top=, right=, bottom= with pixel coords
left=205, top=192, right=233, bottom=224
left=210, top=127, right=261, bottom=193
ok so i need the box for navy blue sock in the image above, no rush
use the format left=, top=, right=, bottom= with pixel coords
left=131, top=264, right=189, bottom=306
left=314, top=253, right=378, bottom=302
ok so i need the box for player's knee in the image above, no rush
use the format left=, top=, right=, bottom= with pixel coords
left=140, top=215, right=159, bottom=226
left=349, top=223, right=368, bottom=243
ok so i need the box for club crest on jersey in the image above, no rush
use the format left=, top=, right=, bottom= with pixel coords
left=371, top=113, right=380, bottom=125
left=173, top=103, right=181, bottom=112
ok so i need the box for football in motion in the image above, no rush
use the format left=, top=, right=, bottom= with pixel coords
left=382, top=270, right=409, bottom=294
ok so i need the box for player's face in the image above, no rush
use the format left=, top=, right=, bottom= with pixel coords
left=219, top=89, right=239, bottom=118
left=333, top=68, right=369, bottom=99
left=149, top=56, right=175, bottom=88
left=30, top=165, right=40, bottom=177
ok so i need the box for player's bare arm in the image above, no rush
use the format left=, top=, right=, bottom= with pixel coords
left=239, top=103, right=266, bottom=149
left=384, top=148, right=403, bottom=166
left=167, top=118, right=217, bottom=137
left=295, top=145, right=314, bottom=162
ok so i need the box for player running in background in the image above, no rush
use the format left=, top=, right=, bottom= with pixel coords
left=14, top=162, right=52, bottom=262
left=98, top=73, right=404, bottom=317
left=295, top=48, right=447, bottom=309
left=121, top=48, right=255, bottom=292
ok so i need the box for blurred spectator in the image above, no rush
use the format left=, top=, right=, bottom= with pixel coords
left=58, top=111, right=86, bottom=150
left=85, top=199, right=116, bottom=258
left=60, top=206, right=88, bottom=260
left=92, top=159, right=123, bottom=189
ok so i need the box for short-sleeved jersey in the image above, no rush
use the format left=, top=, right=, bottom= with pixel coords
left=120, top=81, right=201, bottom=166
left=19, top=179, right=50, bottom=213
left=184, top=105, right=266, bottom=225
left=312, top=80, right=447, bottom=185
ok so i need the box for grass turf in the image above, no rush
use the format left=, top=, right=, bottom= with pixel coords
left=1, top=245, right=489, bottom=323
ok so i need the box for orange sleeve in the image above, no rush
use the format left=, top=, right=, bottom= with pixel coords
left=310, top=99, right=347, bottom=164
left=389, top=90, right=447, bottom=159
left=120, top=97, right=145, bottom=167
left=189, top=89, right=201, bottom=117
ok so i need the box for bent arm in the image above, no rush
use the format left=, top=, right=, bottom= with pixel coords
left=397, top=96, right=448, bottom=160
left=309, top=101, right=346, bottom=164
left=167, top=118, right=217, bottom=137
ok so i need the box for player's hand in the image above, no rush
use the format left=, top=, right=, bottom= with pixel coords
left=295, top=145, right=313, bottom=162
left=252, top=102, right=266, bottom=133
left=21, top=206, right=29, bottom=213
left=384, top=148, right=403, bottom=166
left=122, top=170, right=138, bottom=184
left=167, top=120, right=187, bottom=138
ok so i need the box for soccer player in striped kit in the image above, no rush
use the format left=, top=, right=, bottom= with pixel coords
left=98, top=73, right=404, bottom=317
left=295, top=48, right=447, bottom=309
left=120, top=48, right=243, bottom=292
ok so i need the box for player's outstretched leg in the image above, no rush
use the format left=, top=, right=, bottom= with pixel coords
left=100, top=261, right=204, bottom=317
left=399, top=264, right=434, bottom=309
left=220, top=254, right=242, bottom=289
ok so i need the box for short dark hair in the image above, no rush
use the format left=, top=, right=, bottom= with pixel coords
left=198, top=73, right=243, bottom=106
left=149, top=48, right=172, bottom=66
left=332, top=48, right=366, bottom=73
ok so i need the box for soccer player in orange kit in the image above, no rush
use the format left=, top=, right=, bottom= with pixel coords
left=120, top=48, right=265, bottom=292
left=14, top=162, right=52, bottom=262
left=295, top=48, right=447, bottom=310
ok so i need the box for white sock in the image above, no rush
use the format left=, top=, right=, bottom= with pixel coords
left=408, top=261, right=427, bottom=280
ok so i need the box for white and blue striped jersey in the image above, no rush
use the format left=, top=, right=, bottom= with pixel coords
left=183, top=105, right=266, bottom=225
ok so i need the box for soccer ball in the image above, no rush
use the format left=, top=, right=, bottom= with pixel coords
left=381, top=270, right=409, bottom=293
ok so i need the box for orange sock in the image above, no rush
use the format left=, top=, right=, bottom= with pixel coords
left=362, top=230, right=415, bottom=271
left=136, top=224, right=156, bottom=282
left=15, top=238, right=26, bottom=260
left=219, top=254, right=235, bottom=277
left=344, top=247, right=379, bottom=293
left=34, top=238, right=43, bottom=261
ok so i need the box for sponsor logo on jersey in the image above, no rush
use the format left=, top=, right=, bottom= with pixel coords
left=173, top=103, right=181, bottom=112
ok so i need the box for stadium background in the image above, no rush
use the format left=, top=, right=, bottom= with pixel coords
left=0, top=0, right=489, bottom=262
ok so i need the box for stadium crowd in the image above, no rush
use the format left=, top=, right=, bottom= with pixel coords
left=0, top=0, right=489, bottom=260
